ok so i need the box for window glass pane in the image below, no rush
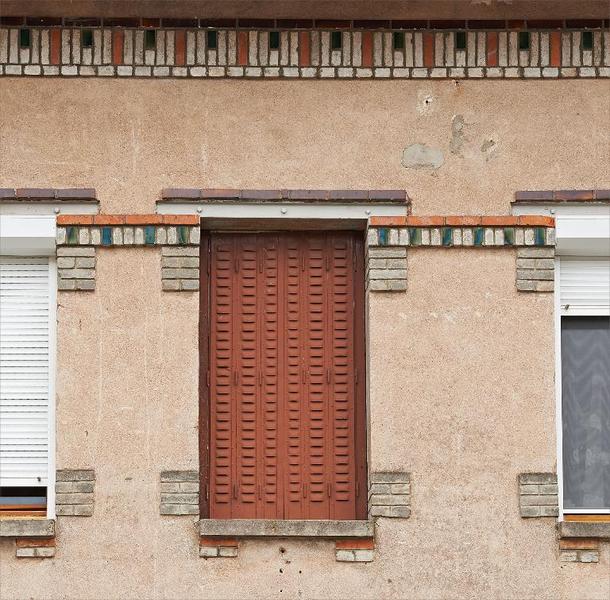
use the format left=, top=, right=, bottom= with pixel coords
left=562, top=316, right=610, bottom=510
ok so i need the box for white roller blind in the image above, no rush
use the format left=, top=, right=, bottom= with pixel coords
left=559, top=258, right=610, bottom=316
left=0, top=257, right=51, bottom=487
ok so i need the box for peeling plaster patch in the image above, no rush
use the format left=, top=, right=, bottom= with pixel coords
left=416, top=91, right=436, bottom=115
left=402, top=144, right=445, bottom=170
left=480, top=138, right=499, bottom=161
left=450, top=115, right=466, bottom=156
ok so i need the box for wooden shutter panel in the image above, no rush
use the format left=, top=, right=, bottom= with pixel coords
left=0, top=257, right=51, bottom=488
left=207, top=232, right=366, bottom=520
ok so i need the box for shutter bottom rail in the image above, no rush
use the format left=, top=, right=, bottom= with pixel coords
left=198, top=519, right=374, bottom=538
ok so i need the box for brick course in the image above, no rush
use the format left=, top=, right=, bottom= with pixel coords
left=15, top=538, right=56, bottom=559
left=56, top=469, right=95, bottom=516
left=161, top=247, right=200, bottom=291
left=515, top=247, right=555, bottom=292
left=518, top=473, right=558, bottom=518
left=57, top=247, right=96, bottom=291
left=160, top=470, right=199, bottom=515
left=369, top=472, right=411, bottom=518
left=2, top=24, right=608, bottom=80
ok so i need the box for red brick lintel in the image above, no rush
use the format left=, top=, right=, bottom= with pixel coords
left=369, top=215, right=555, bottom=227
left=57, top=215, right=200, bottom=226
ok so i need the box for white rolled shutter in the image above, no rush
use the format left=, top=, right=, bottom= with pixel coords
left=0, top=257, right=51, bottom=487
left=559, top=258, right=610, bottom=316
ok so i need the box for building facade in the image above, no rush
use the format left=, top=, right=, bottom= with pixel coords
left=0, top=1, right=609, bottom=598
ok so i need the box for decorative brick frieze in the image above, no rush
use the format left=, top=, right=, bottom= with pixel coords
left=160, top=470, right=199, bottom=515
left=367, top=246, right=408, bottom=292
left=56, top=469, right=95, bottom=516
left=368, top=472, right=411, bottom=518
left=1, top=24, right=608, bottom=80
left=57, top=247, right=96, bottom=291
left=335, top=538, right=375, bottom=563
left=516, top=247, right=555, bottom=292
left=15, top=538, right=56, bottom=559
left=518, top=473, right=559, bottom=518
left=56, top=214, right=200, bottom=247
left=161, top=247, right=200, bottom=291
left=199, top=537, right=239, bottom=558
left=368, top=216, right=555, bottom=248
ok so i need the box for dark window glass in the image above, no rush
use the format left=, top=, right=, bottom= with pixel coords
left=269, top=31, right=280, bottom=50
left=582, top=31, right=594, bottom=50
left=562, top=316, right=610, bottom=510
left=207, top=30, right=217, bottom=50
left=331, top=31, right=342, bottom=50
left=82, top=29, right=94, bottom=48
left=518, top=31, right=530, bottom=50
left=144, top=29, right=156, bottom=50
left=393, top=32, right=404, bottom=50
left=455, top=31, right=467, bottom=50
left=19, top=28, right=31, bottom=48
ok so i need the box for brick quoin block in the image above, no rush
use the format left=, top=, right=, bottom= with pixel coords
left=125, top=215, right=164, bottom=225
left=50, top=29, right=61, bottom=65
left=57, top=215, right=94, bottom=225
left=487, top=32, right=498, bottom=67
left=112, top=30, right=124, bottom=64
left=200, top=537, right=238, bottom=548
left=237, top=31, right=248, bottom=66
left=16, top=538, right=56, bottom=549
left=93, top=215, right=125, bottom=225
left=335, top=538, right=375, bottom=550
left=298, top=31, right=310, bottom=66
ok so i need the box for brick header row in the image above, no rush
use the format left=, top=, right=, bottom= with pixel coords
left=2, top=26, right=608, bottom=80
left=57, top=214, right=199, bottom=225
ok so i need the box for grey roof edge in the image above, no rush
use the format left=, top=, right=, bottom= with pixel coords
left=199, top=519, right=374, bottom=538
left=0, top=188, right=98, bottom=202
left=160, top=189, right=409, bottom=204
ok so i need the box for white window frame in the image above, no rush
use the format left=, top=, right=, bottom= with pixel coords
left=1, top=215, right=57, bottom=519
left=552, top=229, right=610, bottom=520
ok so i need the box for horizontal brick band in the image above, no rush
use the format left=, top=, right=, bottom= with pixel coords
left=56, top=224, right=200, bottom=246
left=57, top=214, right=200, bottom=225
left=2, top=25, right=608, bottom=80
left=0, top=187, right=97, bottom=201
left=160, top=470, right=199, bottom=514
left=161, top=188, right=408, bottom=203
left=367, top=226, right=554, bottom=247
left=370, top=215, right=555, bottom=226
left=518, top=472, right=559, bottom=517
left=514, top=189, right=610, bottom=203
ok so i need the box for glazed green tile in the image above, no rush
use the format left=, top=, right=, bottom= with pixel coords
left=67, top=227, right=78, bottom=244
left=503, top=227, right=515, bottom=246
left=409, top=228, right=421, bottom=246
left=442, top=227, right=453, bottom=246
left=101, top=227, right=112, bottom=246
left=474, top=227, right=484, bottom=246
left=178, top=226, right=188, bottom=244
left=535, top=227, right=546, bottom=246
left=144, top=226, right=156, bottom=245
left=378, top=228, right=388, bottom=246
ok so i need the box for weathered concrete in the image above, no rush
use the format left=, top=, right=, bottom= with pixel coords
left=199, top=519, right=375, bottom=538
left=0, top=520, right=55, bottom=538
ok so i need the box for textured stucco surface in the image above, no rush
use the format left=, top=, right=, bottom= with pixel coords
left=1, top=249, right=609, bottom=599
left=1, top=77, right=610, bottom=598
left=0, top=79, right=609, bottom=215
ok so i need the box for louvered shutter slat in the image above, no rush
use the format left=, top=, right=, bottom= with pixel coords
left=0, top=257, right=51, bottom=487
left=560, top=259, right=610, bottom=314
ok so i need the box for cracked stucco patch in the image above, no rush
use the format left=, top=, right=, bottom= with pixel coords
left=450, top=115, right=466, bottom=156
left=401, top=144, right=445, bottom=170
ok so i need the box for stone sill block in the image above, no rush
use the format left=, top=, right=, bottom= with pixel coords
left=0, top=519, right=55, bottom=538
left=559, top=521, right=610, bottom=540
left=199, top=519, right=374, bottom=539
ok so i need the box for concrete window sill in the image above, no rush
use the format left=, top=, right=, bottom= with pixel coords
left=559, top=521, right=610, bottom=540
left=0, top=518, right=55, bottom=538
left=199, top=519, right=374, bottom=539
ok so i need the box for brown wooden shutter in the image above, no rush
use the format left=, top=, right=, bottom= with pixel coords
left=203, top=231, right=366, bottom=520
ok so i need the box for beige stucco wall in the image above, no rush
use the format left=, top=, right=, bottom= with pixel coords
left=0, top=248, right=608, bottom=599
left=0, top=79, right=608, bottom=216
left=1, top=78, right=609, bottom=599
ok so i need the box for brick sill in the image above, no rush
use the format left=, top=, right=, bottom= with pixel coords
left=559, top=521, right=610, bottom=540
left=0, top=518, right=55, bottom=538
left=199, top=519, right=374, bottom=539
